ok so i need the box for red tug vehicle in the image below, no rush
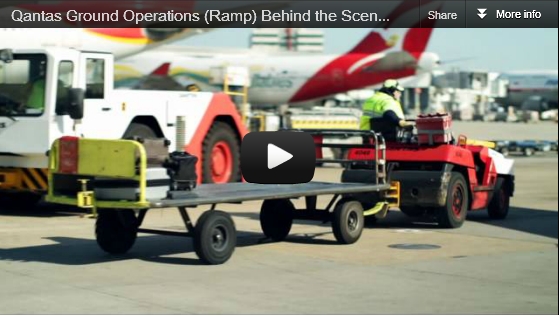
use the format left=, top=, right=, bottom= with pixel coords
left=312, top=113, right=515, bottom=228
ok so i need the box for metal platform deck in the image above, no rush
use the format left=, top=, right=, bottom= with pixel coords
left=150, top=181, right=390, bottom=208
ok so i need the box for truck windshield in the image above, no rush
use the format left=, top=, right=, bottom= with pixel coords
left=0, top=54, right=47, bottom=117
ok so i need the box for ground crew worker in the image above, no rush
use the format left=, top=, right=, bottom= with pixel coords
left=360, top=79, right=414, bottom=131
left=19, top=61, right=47, bottom=112
left=26, top=77, right=46, bottom=110
left=20, top=61, right=69, bottom=113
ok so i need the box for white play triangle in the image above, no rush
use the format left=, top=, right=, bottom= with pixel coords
left=267, top=143, right=293, bottom=169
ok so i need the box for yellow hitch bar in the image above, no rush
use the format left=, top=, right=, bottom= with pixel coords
left=363, top=181, right=400, bottom=219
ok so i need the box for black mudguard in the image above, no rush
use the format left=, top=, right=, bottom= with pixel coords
left=390, top=164, right=453, bottom=208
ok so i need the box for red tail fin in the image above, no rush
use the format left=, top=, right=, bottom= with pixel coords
left=402, top=28, right=434, bottom=54
left=150, top=63, right=171, bottom=76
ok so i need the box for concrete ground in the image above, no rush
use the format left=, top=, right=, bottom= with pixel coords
left=0, top=122, right=557, bottom=314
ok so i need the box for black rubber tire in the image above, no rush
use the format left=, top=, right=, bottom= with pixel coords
left=523, top=147, right=534, bottom=157
left=488, top=178, right=510, bottom=219
left=332, top=199, right=364, bottom=244
left=437, top=172, right=468, bottom=228
left=95, top=209, right=138, bottom=255
left=260, top=199, right=294, bottom=241
left=194, top=210, right=236, bottom=265
left=201, top=122, right=241, bottom=184
left=123, top=123, right=157, bottom=139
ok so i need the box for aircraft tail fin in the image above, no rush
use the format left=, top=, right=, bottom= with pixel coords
left=150, top=63, right=171, bottom=76
left=347, top=0, right=438, bottom=56
left=346, top=26, right=434, bottom=56
left=402, top=27, right=435, bottom=55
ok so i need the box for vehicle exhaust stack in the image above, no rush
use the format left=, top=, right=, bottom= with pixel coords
left=176, top=115, right=186, bottom=152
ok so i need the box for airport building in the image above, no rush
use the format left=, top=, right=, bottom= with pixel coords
left=250, top=28, right=324, bottom=52
left=332, top=69, right=556, bottom=122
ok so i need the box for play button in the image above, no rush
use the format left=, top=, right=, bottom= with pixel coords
left=268, top=144, right=293, bottom=169
left=241, top=132, right=316, bottom=184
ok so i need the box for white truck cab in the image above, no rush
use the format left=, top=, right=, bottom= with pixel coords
left=0, top=47, right=246, bottom=203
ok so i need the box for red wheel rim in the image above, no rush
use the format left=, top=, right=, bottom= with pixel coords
left=211, top=141, right=233, bottom=183
left=451, top=185, right=464, bottom=217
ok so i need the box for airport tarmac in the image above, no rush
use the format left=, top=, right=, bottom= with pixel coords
left=0, top=122, right=557, bottom=314
left=452, top=121, right=558, bottom=141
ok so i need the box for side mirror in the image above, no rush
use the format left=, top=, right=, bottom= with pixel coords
left=0, top=49, right=13, bottom=63
left=68, top=88, right=84, bottom=120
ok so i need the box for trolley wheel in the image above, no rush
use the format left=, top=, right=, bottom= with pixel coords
left=194, top=210, right=236, bottom=265
left=260, top=199, right=294, bottom=241
left=95, top=209, right=138, bottom=255
left=331, top=199, right=364, bottom=244
left=437, top=172, right=468, bottom=228
left=488, top=178, right=510, bottom=219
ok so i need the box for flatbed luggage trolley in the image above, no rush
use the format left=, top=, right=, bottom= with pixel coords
left=45, top=132, right=398, bottom=265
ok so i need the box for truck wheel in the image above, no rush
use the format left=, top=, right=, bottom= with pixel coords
left=95, top=209, right=138, bottom=255
left=437, top=172, right=468, bottom=228
left=488, top=178, right=510, bottom=219
left=194, top=210, right=236, bottom=265
left=123, top=123, right=157, bottom=139
left=202, top=122, right=241, bottom=184
left=332, top=199, right=364, bottom=244
left=260, top=199, right=294, bottom=241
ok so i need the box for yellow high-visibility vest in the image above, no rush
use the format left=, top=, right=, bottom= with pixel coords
left=360, top=92, right=405, bottom=130
left=27, top=79, right=46, bottom=110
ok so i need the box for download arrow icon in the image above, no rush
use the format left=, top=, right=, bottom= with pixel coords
left=477, top=8, right=487, bottom=19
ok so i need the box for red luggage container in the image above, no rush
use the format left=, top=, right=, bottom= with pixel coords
left=416, top=113, right=453, bottom=145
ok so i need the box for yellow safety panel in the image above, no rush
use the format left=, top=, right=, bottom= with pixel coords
left=47, top=138, right=149, bottom=209
left=77, top=139, right=141, bottom=178
left=291, top=119, right=359, bottom=130
left=466, top=139, right=496, bottom=149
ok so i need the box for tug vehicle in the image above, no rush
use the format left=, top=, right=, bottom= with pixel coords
left=0, top=47, right=246, bottom=207
left=311, top=113, right=515, bottom=228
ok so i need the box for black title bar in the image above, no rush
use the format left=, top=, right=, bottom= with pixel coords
left=0, top=0, right=558, bottom=28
